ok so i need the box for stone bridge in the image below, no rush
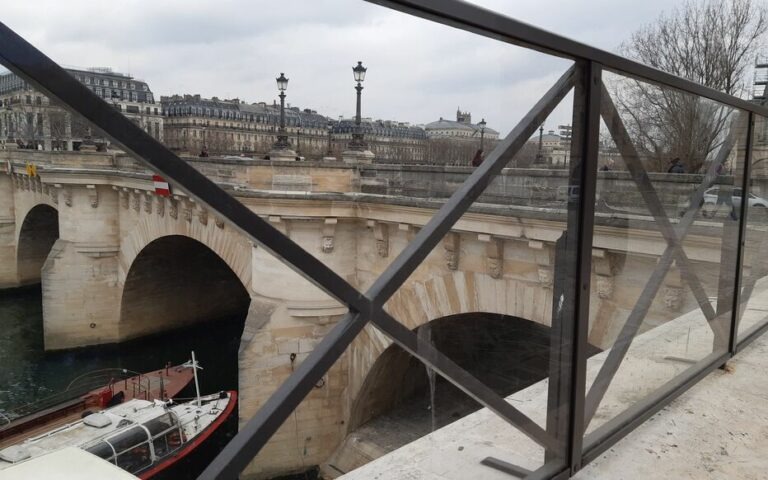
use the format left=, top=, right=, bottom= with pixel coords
left=0, top=148, right=743, bottom=478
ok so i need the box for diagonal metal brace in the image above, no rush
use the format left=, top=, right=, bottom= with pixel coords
left=583, top=84, right=741, bottom=427
left=201, top=66, right=576, bottom=478
left=599, top=86, right=716, bottom=323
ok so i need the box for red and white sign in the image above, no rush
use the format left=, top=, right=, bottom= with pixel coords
left=153, top=175, right=171, bottom=197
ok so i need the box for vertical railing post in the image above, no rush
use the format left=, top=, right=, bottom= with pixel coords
left=545, top=60, right=602, bottom=476
left=567, top=59, right=601, bottom=474
left=729, top=112, right=754, bottom=355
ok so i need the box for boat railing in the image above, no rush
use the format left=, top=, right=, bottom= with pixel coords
left=129, top=374, right=153, bottom=401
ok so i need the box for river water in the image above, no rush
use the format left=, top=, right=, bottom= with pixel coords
left=0, top=286, right=245, bottom=418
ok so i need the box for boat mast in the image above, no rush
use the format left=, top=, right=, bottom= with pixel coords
left=191, top=351, right=202, bottom=407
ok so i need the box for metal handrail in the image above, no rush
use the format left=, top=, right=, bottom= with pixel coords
left=0, top=2, right=766, bottom=480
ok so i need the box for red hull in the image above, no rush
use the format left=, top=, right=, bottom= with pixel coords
left=139, top=391, right=238, bottom=479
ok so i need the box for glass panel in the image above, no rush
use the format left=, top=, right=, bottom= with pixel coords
left=0, top=4, right=574, bottom=478
left=115, top=443, right=153, bottom=474
left=583, top=70, right=747, bottom=441
left=364, top=88, right=579, bottom=478
left=144, top=413, right=176, bottom=436
left=152, top=429, right=183, bottom=458
left=108, top=425, right=150, bottom=453
left=737, top=115, right=768, bottom=341
left=85, top=441, right=116, bottom=461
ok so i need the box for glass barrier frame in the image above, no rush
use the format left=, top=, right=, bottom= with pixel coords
left=1, top=0, right=768, bottom=479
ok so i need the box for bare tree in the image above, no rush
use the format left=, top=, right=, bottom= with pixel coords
left=614, top=0, right=768, bottom=172
left=511, top=141, right=540, bottom=168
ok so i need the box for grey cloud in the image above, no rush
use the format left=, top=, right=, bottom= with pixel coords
left=2, top=0, right=685, bottom=134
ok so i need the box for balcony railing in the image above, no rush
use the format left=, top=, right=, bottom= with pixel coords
left=2, top=1, right=768, bottom=479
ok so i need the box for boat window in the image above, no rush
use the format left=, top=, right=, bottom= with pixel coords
left=152, top=428, right=183, bottom=458
left=143, top=413, right=177, bottom=436
left=84, top=441, right=115, bottom=462
left=115, top=443, right=152, bottom=474
left=107, top=425, right=149, bottom=453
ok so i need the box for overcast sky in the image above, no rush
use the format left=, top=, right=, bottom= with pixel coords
left=2, top=0, right=687, bottom=134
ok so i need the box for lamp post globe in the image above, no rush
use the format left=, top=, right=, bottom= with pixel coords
left=353, top=61, right=367, bottom=82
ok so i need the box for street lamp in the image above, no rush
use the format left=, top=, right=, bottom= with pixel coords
left=326, top=119, right=334, bottom=156
left=296, top=114, right=303, bottom=158
left=349, top=61, right=368, bottom=151
left=535, top=125, right=544, bottom=165
left=200, top=124, right=208, bottom=157
left=478, top=118, right=486, bottom=151
left=273, top=73, right=290, bottom=150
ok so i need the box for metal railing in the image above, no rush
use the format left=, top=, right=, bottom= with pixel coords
left=1, top=1, right=767, bottom=479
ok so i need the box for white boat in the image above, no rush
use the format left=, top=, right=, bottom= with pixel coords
left=0, top=391, right=237, bottom=479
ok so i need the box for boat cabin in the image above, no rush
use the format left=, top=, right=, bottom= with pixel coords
left=81, top=412, right=185, bottom=475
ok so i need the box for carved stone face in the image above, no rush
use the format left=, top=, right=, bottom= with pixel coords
left=537, top=265, right=553, bottom=288
left=596, top=275, right=613, bottom=299
left=445, top=250, right=458, bottom=270
left=488, top=257, right=502, bottom=279
left=156, top=197, right=165, bottom=217
left=322, top=236, right=334, bottom=253
left=169, top=200, right=178, bottom=219
left=376, top=239, right=388, bottom=258
left=663, top=287, right=684, bottom=311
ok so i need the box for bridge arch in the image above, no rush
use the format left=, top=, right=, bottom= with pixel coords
left=118, top=212, right=253, bottom=341
left=346, top=271, right=553, bottom=408
left=348, top=312, right=554, bottom=433
left=16, top=203, right=59, bottom=285
left=119, top=234, right=251, bottom=341
left=119, top=211, right=252, bottom=289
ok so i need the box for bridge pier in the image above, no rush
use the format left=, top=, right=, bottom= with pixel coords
left=42, top=185, right=122, bottom=350
left=237, top=220, right=356, bottom=479
left=0, top=175, right=18, bottom=289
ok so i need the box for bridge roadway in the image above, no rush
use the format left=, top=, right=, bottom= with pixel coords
left=0, top=148, right=755, bottom=478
